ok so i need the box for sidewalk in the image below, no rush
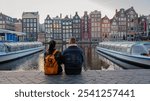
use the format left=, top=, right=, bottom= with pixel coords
left=0, top=69, right=150, bottom=84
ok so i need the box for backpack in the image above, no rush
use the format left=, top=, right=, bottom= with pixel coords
left=44, top=50, right=58, bottom=75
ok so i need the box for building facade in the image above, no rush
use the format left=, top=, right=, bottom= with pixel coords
left=14, top=19, right=22, bottom=32
left=62, top=15, right=72, bottom=42
left=44, top=15, right=53, bottom=42
left=38, top=32, right=45, bottom=43
left=22, top=12, right=39, bottom=41
left=0, top=13, right=15, bottom=31
left=110, top=16, right=119, bottom=41
left=126, top=7, right=138, bottom=41
left=72, top=12, right=81, bottom=41
left=38, top=23, right=45, bottom=43
left=81, top=11, right=91, bottom=42
left=90, top=10, right=101, bottom=42
left=110, top=7, right=139, bottom=41
left=101, top=15, right=111, bottom=41
left=116, top=9, right=127, bottom=40
left=138, top=16, right=147, bottom=40
left=53, top=16, right=62, bottom=42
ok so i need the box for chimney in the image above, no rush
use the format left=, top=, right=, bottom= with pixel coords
left=116, top=9, right=118, bottom=14
left=84, top=11, right=88, bottom=15
left=75, top=12, right=78, bottom=15
left=60, top=13, right=62, bottom=18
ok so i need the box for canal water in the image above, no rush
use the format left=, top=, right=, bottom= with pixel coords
left=0, top=44, right=122, bottom=71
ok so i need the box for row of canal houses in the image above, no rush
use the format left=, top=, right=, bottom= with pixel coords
left=0, top=7, right=150, bottom=42
left=45, top=7, right=150, bottom=42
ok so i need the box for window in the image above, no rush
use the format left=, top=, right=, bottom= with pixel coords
left=23, top=28, right=26, bottom=32
left=97, top=19, right=100, bottom=22
left=121, top=14, right=124, bottom=17
left=0, top=25, right=2, bottom=28
left=30, top=23, right=33, bottom=27
left=69, top=22, right=72, bottom=25
left=34, top=23, right=36, bottom=27
left=27, top=19, right=29, bottom=22
left=98, top=27, right=100, bottom=31
left=50, top=25, right=52, bottom=28
left=30, top=28, right=33, bottom=32
left=23, top=19, right=26, bottom=22
left=91, top=23, right=94, bottom=26
left=98, top=14, right=101, bottom=17
left=27, top=23, right=29, bottom=27
left=85, top=17, right=87, bottom=20
left=95, top=23, right=98, bottom=26
left=27, top=28, right=29, bottom=32
left=0, top=16, right=2, bottom=19
left=104, top=20, right=108, bottom=23
left=34, top=28, right=37, bottom=32
left=144, top=44, right=150, bottom=51
left=30, top=19, right=33, bottom=22
left=69, top=29, right=72, bottom=33
left=34, top=19, right=37, bottom=22
left=132, top=45, right=148, bottom=55
left=92, top=27, right=94, bottom=32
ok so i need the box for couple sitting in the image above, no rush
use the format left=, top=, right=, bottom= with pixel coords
left=44, top=37, right=85, bottom=75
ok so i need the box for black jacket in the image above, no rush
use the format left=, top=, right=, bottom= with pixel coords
left=62, top=45, right=84, bottom=69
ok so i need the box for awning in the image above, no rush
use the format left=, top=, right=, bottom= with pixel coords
left=0, top=29, right=26, bottom=36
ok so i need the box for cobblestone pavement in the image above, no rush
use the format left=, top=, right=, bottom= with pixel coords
left=0, top=69, right=150, bottom=84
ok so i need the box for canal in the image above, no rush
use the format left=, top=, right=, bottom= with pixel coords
left=0, top=44, right=122, bottom=71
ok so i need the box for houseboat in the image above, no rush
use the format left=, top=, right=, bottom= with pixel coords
left=96, top=42, right=150, bottom=69
left=0, top=42, right=44, bottom=63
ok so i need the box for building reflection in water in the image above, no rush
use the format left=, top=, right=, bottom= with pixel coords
left=0, top=44, right=122, bottom=71
left=56, top=44, right=122, bottom=70
left=80, top=44, right=102, bottom=70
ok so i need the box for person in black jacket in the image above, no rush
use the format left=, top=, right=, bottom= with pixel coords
left=62, top=37, right=85, bottom=75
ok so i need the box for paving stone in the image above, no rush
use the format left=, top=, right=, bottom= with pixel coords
left=128, top=79, right=140, bottom=84
left=0, top=70, right=150, bottom=84
left=107, top=79, right=118, bottom=84
left=16, top=77, right=33, bottom=84
left=7, top=77, right=22, bottom=84
left=0, top=78, right=10, bottom=84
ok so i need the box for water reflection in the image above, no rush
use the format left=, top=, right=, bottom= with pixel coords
left=79, top=44, right=122, bottom=70
left=56, top=44, right=122, bottom=70
left=0, top=52, right=43, bottom=71
left=0, top=44, right=122, bottom=71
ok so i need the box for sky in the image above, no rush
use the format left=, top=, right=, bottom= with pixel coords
left=0, top=0, right=150, bottom=23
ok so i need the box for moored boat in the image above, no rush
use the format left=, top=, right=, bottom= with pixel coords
left=96, top=41, right=150, bottom=69
left=0, top=42, right=44, bottom=63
